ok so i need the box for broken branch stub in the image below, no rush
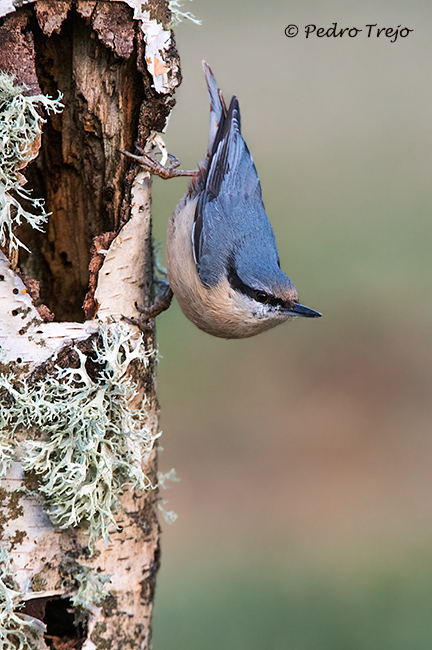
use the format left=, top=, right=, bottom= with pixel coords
left=0, top=1, right=181, bottom=648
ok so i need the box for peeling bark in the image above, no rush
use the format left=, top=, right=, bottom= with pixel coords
left=0, top=1, right=180, bottom=648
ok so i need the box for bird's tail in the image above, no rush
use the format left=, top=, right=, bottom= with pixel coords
left=202, top=61, right=227, bottom=155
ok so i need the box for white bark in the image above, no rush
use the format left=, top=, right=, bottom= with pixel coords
left=1, top=168, right=160, bottom=650
left=0, top=1, right=180, bottom=647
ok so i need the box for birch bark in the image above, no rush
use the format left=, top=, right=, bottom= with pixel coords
left=0, top=1, right=180, bottom=647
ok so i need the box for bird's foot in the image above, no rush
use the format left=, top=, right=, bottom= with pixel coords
left=123, top=283, right=174, bottom=332
left=121, top=133, right=198, bottom=180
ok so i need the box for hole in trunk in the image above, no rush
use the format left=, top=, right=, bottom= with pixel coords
left=15, top=3, right=145, bottom=321
left=20, top=595, right=88, bottom=649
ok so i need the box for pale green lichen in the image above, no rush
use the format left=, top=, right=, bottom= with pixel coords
left=157, top=468, right=179, bottom=524
left=158, top=502, right=178, bottom=525
left=0, top=72, right=64, bottom=253
left=71, top=566, right=111, bottom=610
left=0, top=547, right=45, bottom=650
left=0, top=345, right=15, bottom=478
left=0, top=322, right=159, bottom=551
left=60, top=559, right=111, bottom=610
left=168, top=0, right=201, bottom=26
left=0, top=434, right=14, bottom=479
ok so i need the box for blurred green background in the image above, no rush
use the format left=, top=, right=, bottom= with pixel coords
left=151, top=0, right=432, bottom=647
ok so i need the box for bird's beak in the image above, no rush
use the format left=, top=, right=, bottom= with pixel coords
left=284, top=303, right=322, bottom=318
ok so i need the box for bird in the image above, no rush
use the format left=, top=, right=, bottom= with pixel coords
left=123, top=61, right=321, bottom=338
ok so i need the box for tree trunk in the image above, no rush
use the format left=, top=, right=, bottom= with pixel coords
left=0, top=1, right=180, bottom=648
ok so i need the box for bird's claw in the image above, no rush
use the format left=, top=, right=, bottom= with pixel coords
left=122, top=284, right=174, bottom=333
left=121, top=144, right=198, bottom=180
left=133, top=142, right=180, bottom=169
left=122, top=314, right=155, bottom=332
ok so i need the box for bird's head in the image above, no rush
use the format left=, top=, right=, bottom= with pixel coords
left=226, top=253, right=321, bottom=331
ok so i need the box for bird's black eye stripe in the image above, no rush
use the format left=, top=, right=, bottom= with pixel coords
left=227, top=254, right=255, bottom=299
left=227, top=253, right=286, bottom=308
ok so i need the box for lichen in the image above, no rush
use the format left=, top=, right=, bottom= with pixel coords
left=60, top=559, right=111, bottom=610
left=0, top=322, right=159, bottom=551
left=0, top=547, right=45, bottom=650
left=0, top=71, right=64, bottom=253
left=72, top=569, right=111, bottom=610
left=168, top=0, right=201, bottom=26
left=0, top=348, right=15, bottom=479
left=157, top=468, right=179, bottom=524
left=0, top=435, right=14, bottom=479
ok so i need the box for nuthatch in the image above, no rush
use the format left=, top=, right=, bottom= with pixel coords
left=124, top=62, right=321, bottom=338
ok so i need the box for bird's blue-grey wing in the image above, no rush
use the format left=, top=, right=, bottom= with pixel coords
left=193, top=89, right=280, bottom=287
left=202, top=61, right=227, bottom=155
